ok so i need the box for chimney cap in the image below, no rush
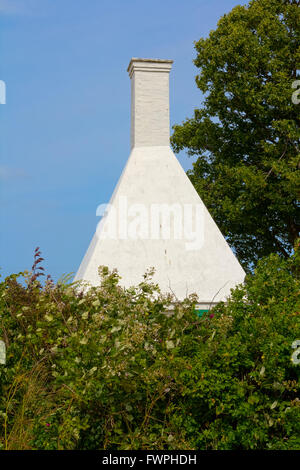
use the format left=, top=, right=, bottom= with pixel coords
left=127, top=57, right=173, bottom=78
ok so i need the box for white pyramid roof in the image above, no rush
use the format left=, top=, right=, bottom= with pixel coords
left=74, top=58, right=245, bottom=303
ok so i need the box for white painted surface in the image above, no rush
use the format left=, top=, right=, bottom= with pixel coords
left=74, top=58, right=245, bottom=301
left=128, top=58, right=172, bottom=148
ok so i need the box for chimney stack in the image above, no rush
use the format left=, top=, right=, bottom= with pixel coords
left=127, top=58, right=173, bottom=149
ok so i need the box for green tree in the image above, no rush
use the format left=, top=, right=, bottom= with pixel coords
left=171, top=0, right=300, bottom=271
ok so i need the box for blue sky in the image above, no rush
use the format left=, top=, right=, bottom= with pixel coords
left=0, top=0, right=244, bottom=281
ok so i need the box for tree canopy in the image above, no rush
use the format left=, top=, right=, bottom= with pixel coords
left=171, top=0, right=300, bottom=271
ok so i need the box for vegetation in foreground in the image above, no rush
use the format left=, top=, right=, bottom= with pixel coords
left=0, top=249, right=299, bottom=450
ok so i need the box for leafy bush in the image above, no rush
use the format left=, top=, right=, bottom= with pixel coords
left=0, top=251, right=299, bottom=449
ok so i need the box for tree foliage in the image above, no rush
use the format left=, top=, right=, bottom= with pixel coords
left=171, top=0, right=300, bottom=270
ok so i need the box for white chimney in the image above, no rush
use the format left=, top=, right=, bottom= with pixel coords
left=127, top=58, right=173, bottom=148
